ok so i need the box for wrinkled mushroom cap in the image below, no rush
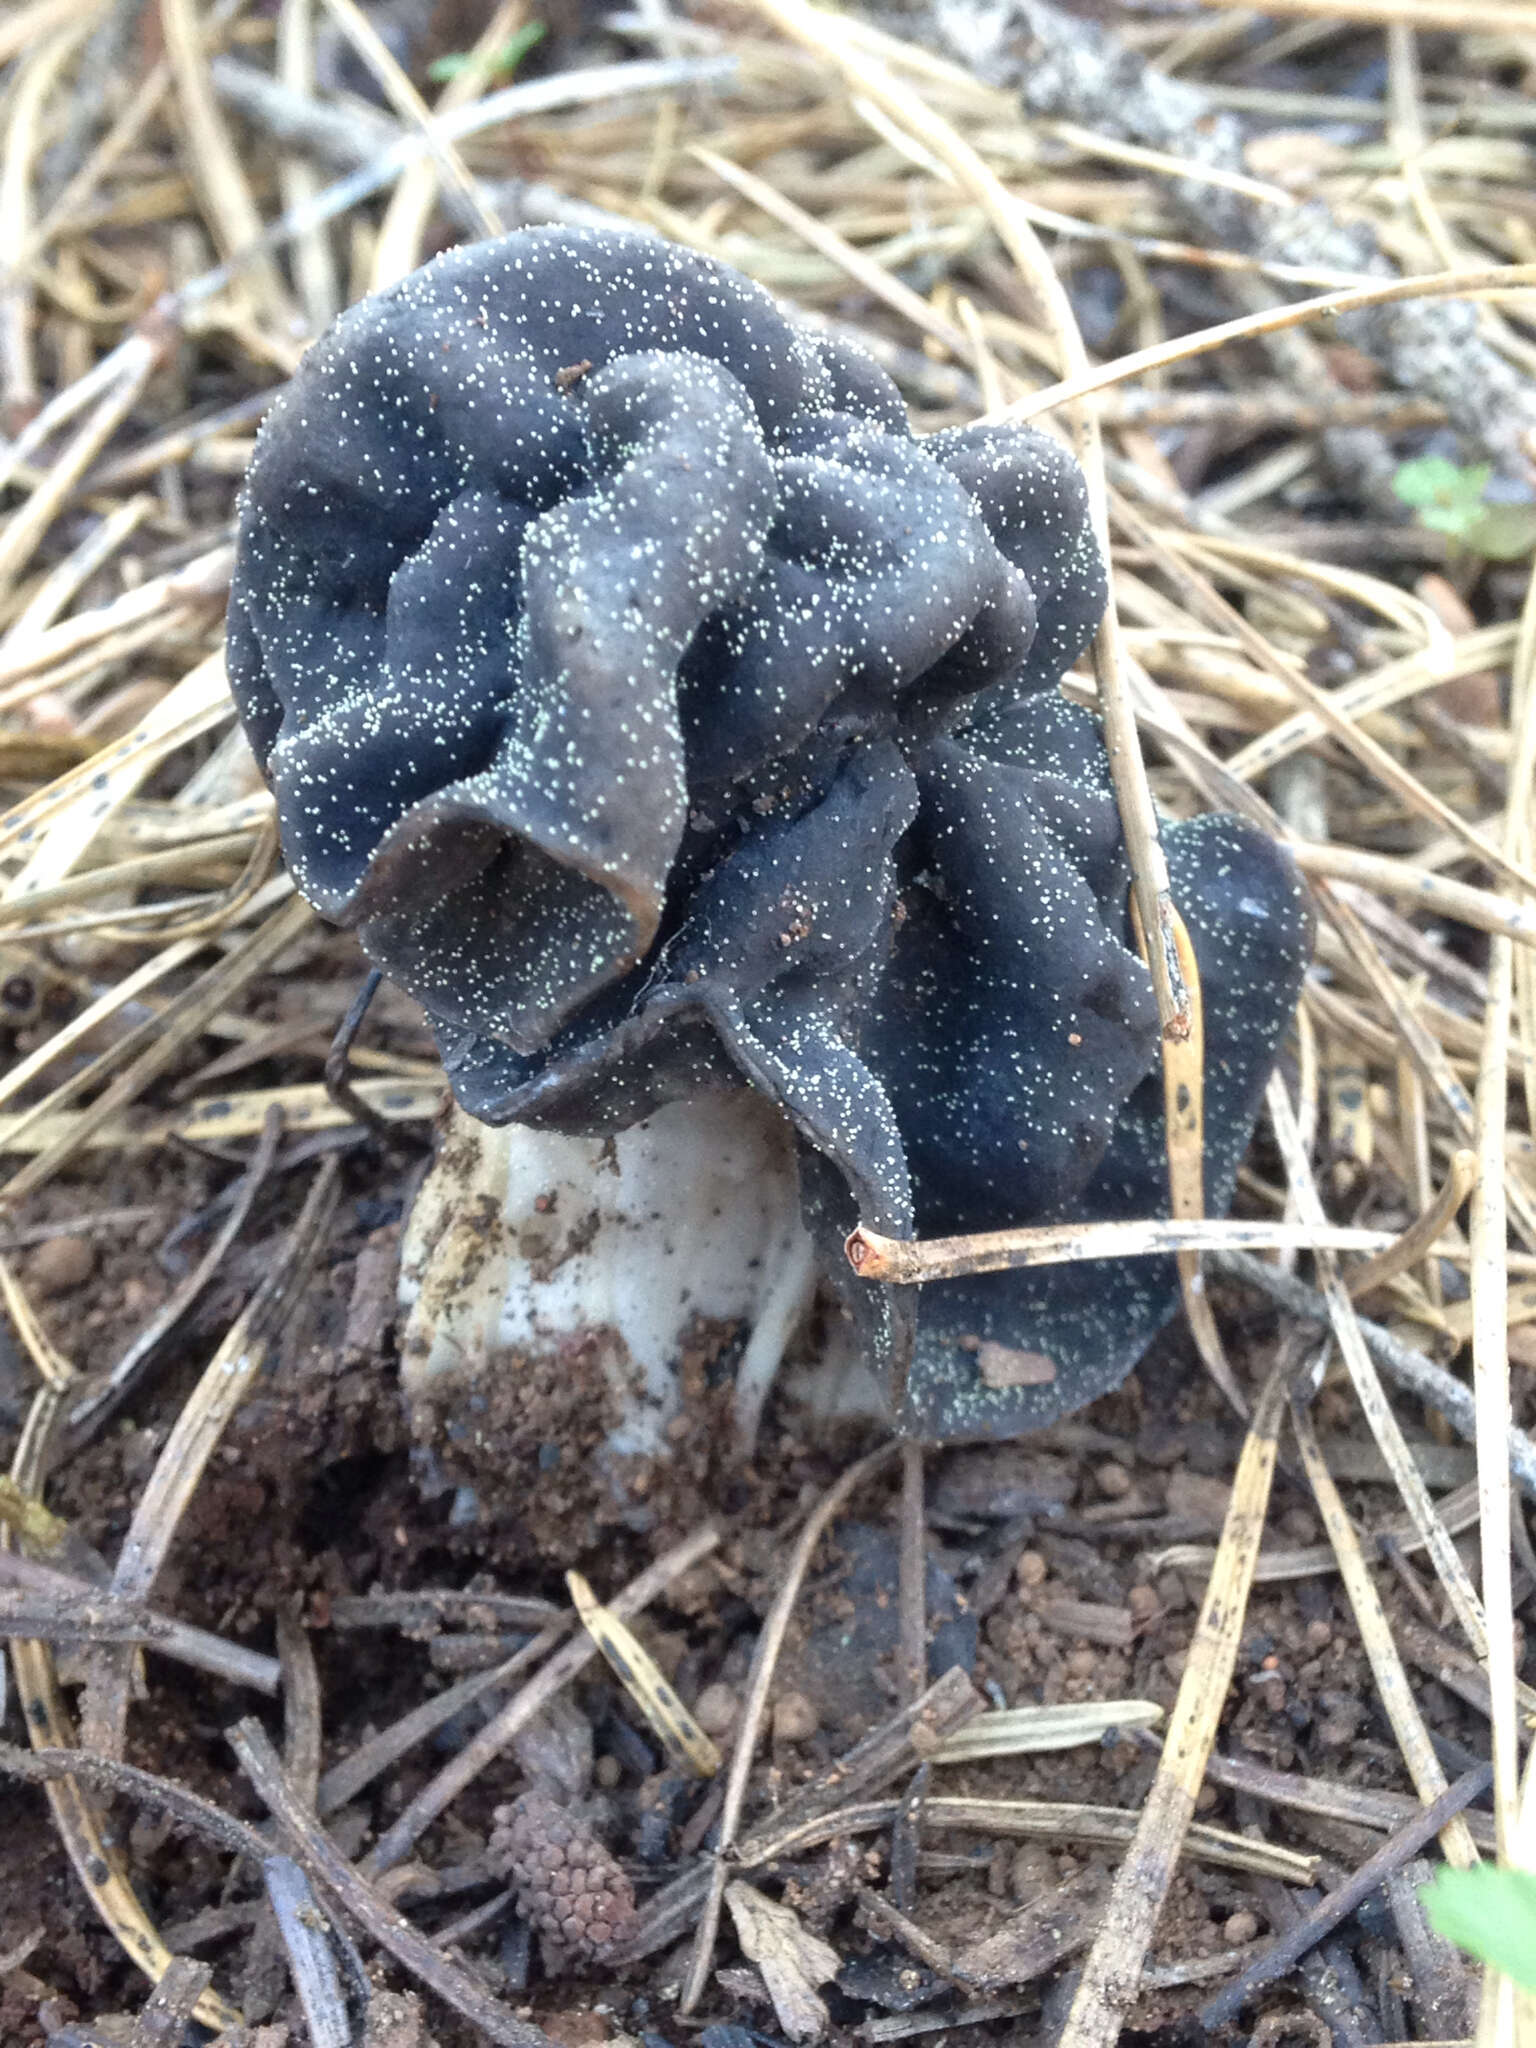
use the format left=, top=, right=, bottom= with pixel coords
left=229, top=225, right=1311, bottom=1440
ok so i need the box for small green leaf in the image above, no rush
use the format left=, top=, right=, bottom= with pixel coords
left=1416, top=503, right=1478, bottom=538
left=1463, top=502, right=1536, bottom=561
left=1392, top=455, right=1477, bottom=512
left=1422, top=1865, right=1536, bottom=1990
left=427, top=20, right=545, bottom=84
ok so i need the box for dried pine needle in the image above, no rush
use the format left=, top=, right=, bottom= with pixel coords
left=567, top=1569, right=721, bottom=1778
left=927, top=1701, right=1163, bottom=1762
left=845, top=1216, right=1394, bottom=1284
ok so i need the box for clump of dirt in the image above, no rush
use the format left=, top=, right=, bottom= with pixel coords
left=403, top=1314, right=833, bottom=1567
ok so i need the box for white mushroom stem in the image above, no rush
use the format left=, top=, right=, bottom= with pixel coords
left=399, top=1090, right=818, bottom=1460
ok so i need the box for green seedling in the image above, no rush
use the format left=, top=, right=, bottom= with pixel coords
left=1422, top=1863, right=1536, bottom=1990
left=1392, top=454, right=1536, bottom=561
left=428, top=20, right=546, bottom=85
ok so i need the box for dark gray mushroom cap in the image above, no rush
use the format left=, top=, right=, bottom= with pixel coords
left=228, top=224, right=1311, bottom=1440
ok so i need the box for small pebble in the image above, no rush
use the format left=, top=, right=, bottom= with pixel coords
left=1195, top=1784, right=1218, bottom=1812
left=1127, top=1584, right=1160, bottom=1621
left=1305, top=1619, right=1333, bottom=1651
left=1064, top=1647, right=1097, bottom=1680
left=1011, top=1843, right=1056, bottom=1900
left=1095, top=1461, right=1131, bottom=1499
left=771, top=1691, right=819, bottom=1744
left=29, top=1235, right=94, bottom=1298
left=594, top=1755, right=622, bottom=1789
left=1164, top=1649, right=1188, bottom=1681
left=1281, top=1506, right=1318, bottom=1543
left=693, top=1682, right=739, bottom=1737
left=1166, top=1468, right=1232, bottom=1524
left=1224, top=1911, right=1260, bottom=1945
left=1016, top=1549, right=1048, bottom=1589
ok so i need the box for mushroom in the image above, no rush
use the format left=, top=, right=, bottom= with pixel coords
left=228, top=225, right=1311, bottom=1480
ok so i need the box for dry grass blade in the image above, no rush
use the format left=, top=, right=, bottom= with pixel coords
left=262, top=1854, right=351, bottom=2048
left=80, top=1140, right=339, bottom=1760
left=0, top=329, right=166, bottom=607
left=680, top=1443, right=899, bottom=2013
left=0, top=1073, right=440, bottom=1157
left=920, top=1797, right=1317, bottom=1882
left=276, top=0, right=339, bottom=334
left=316, top=0, right=500, bottom=240
left=0, top=1255, right=75, bottom=1390
left=1216, top=1277, right=1536, bottom=1491
left=1308, top=884, right=1536, bottom=1241
left=688, top=145, right=979, bottom=367
left=3, top=494, right=154, bottom=648
left=0, top=0, right=86, bottom=68
left=1114, top=498, right=1536, bottom=901
left=0, top=891, right=312, bottom=1209
left=4, top=1381, right=244, bottom=2033
left=1265, top=1073, right=1490, bottom=1658
left=65, top=1103, right=285, bottom=1444
left=1469, top=528, right=1536, bottom=1874
left=1148, top=1478, right=1488, bottom=1588
left=316, top=1622, right=566, bottom=1817
left=231, top=1715, right=554, bottom=2048
left=0, top=545, right=231, bottom=705
left=1194, top=1742, right=1497, bottom=1850
left=1292, top=845, right=1536, bottom=948
left=997, top=263, right=1536, bottom=424
left=729, top=1788, right=1316, bottom=1881
left=567, top=1567, right=721, bottom=1776
left=1058, top=1360, right=1290, bottom=2048
left=927, top=1701, right=1162, bottom=1761
left=0, top=648, right=233, bottom=875
left=160, top=0, right=293, bottom=334
left=0, top=1552, right=279, bottom=1694
left=846, top=1216, right=1393, bottom=1283
left=0, top=830, right=261, bottom=928
left=1289, top=1397, right=1479, bottom=1869
left=1132, top=896, right=1245, bottom=1413
left=0, top=21, right=96, bottom=434
left=277, top=1606, right=323, bottom=1809
left=1190, top=0, right=1536, bottom=28
left=1345, top=1148, right=1476, bottom=1300
left=1223, top=625, right=1518, bottom=783
left=371, top=0, right=524, bottom=286
left=618, top=1667, right=986, bottom=1966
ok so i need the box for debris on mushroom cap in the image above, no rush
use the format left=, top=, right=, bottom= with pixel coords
left=228, top=224, right=1312, bottom=1442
